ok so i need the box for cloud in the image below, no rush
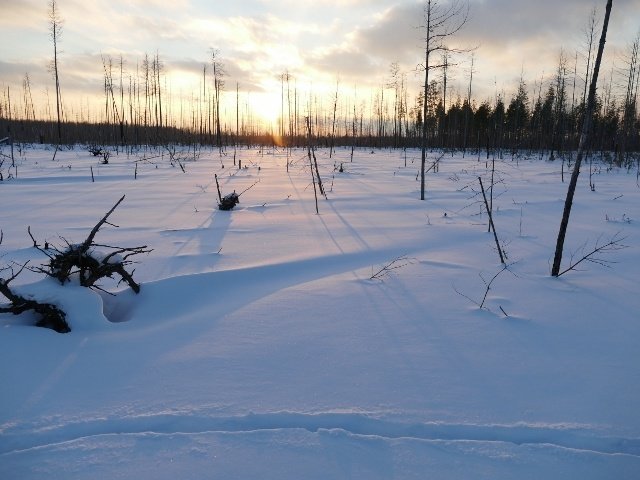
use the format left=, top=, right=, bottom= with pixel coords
left=0, top=0, right=43, bottom=28
left=0, top=60, right=44, bottom=82
left=462, top=0, right=639, bottom=50
left=305, top=47, right=381, bottom=87
left=3, top=0, right=639, bottom=119
left=351, top=3, right=423, bottom=63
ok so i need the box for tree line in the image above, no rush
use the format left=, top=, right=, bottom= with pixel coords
left=3, top=72, right=637, bottom=164
left=0, top=0, right=638, bottom=165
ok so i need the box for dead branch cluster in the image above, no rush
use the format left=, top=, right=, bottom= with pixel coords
left=0, top=195, right=150, bottom=333
left=88, top=145, right=110, bottom=164
left=164, top=145, right=188, bottom=172
left=29, top=195, right=150, bottom=293
left=0, top=262, right=70, bottom=333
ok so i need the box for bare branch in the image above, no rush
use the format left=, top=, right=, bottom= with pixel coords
left=478, top=176, right=505, bottom=264
left=27, top=226, right=38, bottom=247
left=556, top=233, right=628, bottom=277
left=478, top=264, right=509, bottom=308
left=454, top=263, right=516, bottom=312
left=82, top=195, right=125, bottom=251
left=370, top=255, right=415, bottom=280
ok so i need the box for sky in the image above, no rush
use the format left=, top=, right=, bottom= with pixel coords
left=0, top=0, right=638, bottom=125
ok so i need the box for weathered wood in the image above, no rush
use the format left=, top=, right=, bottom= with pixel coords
left=552, top=0, right=613, bottom=276
left=82, top=194, right=125, bottom=251
left=0, top=263, right=70, bottom=333
left=31, top=196, right=149, bottom=293
left=479, top=176, right=505, bottom=264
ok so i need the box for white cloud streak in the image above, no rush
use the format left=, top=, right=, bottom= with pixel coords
left=0, top=0, right=638, bottom=115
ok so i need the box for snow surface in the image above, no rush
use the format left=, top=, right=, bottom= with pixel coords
left=1, top=145, right=639, bottom=479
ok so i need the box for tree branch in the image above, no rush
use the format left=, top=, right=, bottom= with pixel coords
left=556, top=233, right=628, bottom=276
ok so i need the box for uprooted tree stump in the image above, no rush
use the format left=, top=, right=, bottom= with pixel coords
left=1, top=196, right=150, bottom=333
left=218, top=192, right=240, bottom=211
left=214, top=174, right=258, bottom=211
left=30, top=195, right=151, bottom=293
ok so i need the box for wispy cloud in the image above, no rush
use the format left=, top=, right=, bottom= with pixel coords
left=1, top=0, right=638, bottom=114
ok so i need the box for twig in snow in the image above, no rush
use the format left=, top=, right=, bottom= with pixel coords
left=453, top=263, right=516, bottom=311
left=370, top=255, right=415, bottom=280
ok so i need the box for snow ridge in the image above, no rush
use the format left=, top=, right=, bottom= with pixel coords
left=3, top=412, right=639, bottom=457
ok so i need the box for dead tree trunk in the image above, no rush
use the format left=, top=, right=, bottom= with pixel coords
left=306, top=116, right=320, bottom=214
left=551, top=0, right=613, bottom=277
left=479, top=177, right=505, bottom=264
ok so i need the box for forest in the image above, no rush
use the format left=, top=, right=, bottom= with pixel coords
left=0, top=1, right=638, bottom=169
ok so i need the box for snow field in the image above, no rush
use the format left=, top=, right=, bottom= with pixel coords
left=1, top=145, right=639, bottom=479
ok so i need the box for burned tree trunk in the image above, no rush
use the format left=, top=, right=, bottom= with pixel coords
left=551, top=0, right=613, bottom=277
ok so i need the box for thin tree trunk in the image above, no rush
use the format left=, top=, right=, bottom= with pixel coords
left=329, top=79, right=339, bottom=159
left=306, top=116, right=319, bottom=214
left=551, top=0, right=613, bottom=277
left=420, top=1, right=432, bottom=201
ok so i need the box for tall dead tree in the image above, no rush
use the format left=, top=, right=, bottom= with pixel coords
left=102, top=54, right=122, bottom=144
left=285, top=71, right=293, bottom=143
left=462, top=53, right=474, bottom=157
left=388, top=62, right=401, bottom=147
left=549, top=49, right=568, bottom=161
left=618, top=31, right=639, bottom=164
left=306, top=116, right=320, bottom=214
left=154, top=53, right=163, bottom=139
left=211, top=49, right=225, bottom=152
left=582, top=7, right=599, bottom=108
left=551, top=0, right=613, bottom=277
left=48, top=0, right=63, bottom=148
left=22, top=73, right=36, bottom=123
left=329, top=79, right=339, bottom=158
left=419, top=0, right=469, bottom=200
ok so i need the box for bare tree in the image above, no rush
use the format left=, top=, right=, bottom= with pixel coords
left=48, top=0, right=63, bottom=149
left=549, top=49, right=568, bottom=161
left=154, top=53, right=163, bottom=137
left=387, top=62, right=401, bottom=147
left=462, top=53, right=475, bottom=156
left=22, top=73, right=36, bottom=122
left=102, top=54, right=122, bottom=143
left=582, top=7, right=599, bottom=108
left=210, top=48, right=225, bottom=153
left=551, top=0, right=613, bottom=277
left=305, top=116, right=320, bottom=214
left=618, top=31, right=639, bottom=164
left=329, top=78, right=339, bottom=158
left=419, top=0, right=469, bottom=200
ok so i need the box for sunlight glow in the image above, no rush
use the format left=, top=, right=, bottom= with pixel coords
left=250, top=91, right=282, bottom=126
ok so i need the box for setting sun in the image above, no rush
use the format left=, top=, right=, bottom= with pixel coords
left=249, top=90, right=282, bottom=127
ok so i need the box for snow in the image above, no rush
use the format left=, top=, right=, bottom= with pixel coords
left=1, top=145, right=639, bottom=478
